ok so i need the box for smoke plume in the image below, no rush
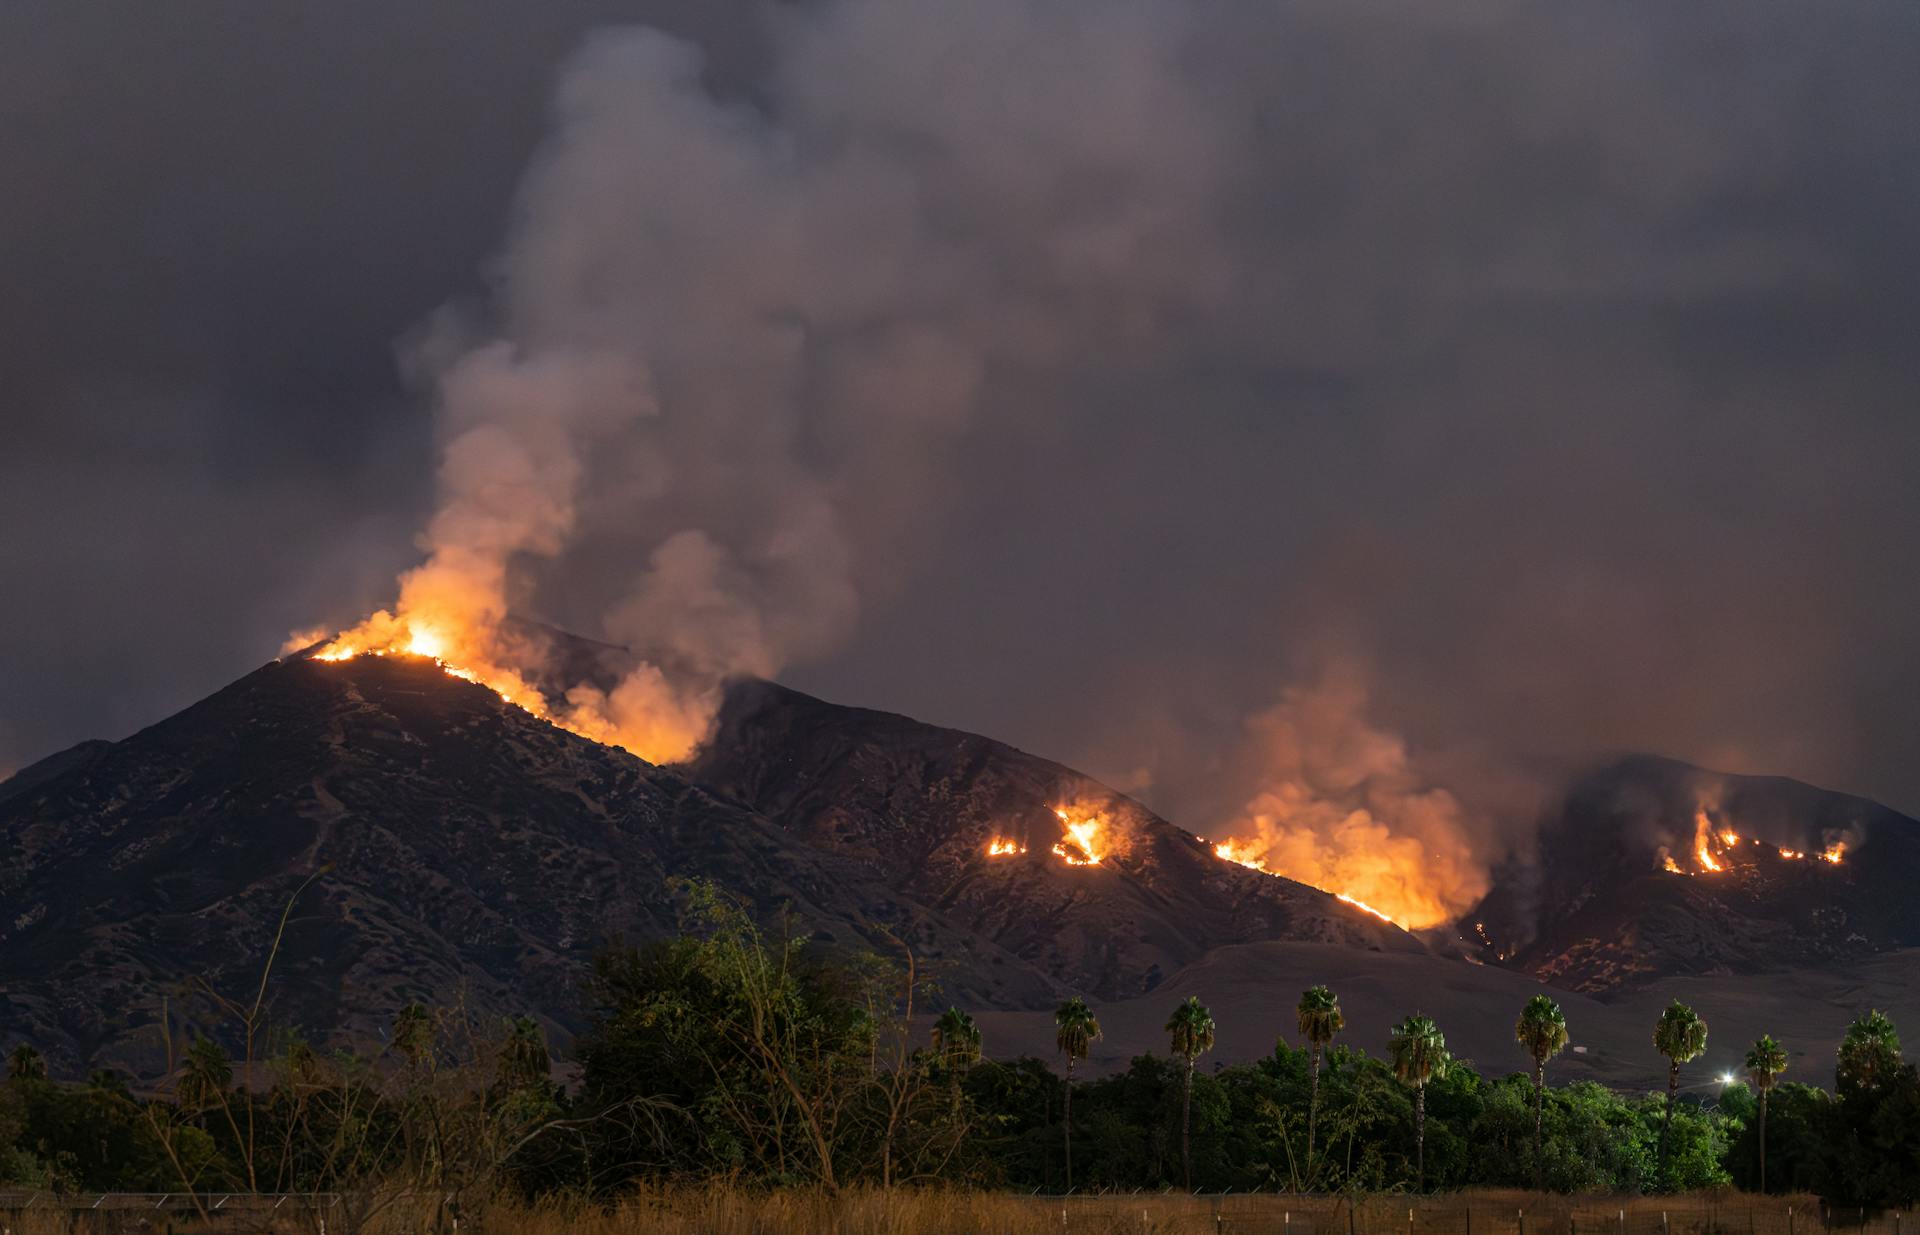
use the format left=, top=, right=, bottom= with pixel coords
left=334, top=0, right=1245, bottom=760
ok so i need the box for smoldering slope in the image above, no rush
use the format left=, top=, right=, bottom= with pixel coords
left=5, top=0, right=1919, bottom=918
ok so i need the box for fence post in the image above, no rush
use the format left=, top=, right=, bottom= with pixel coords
left=1620, top=1209, right=1626, bottom=1235
left=1664, top=1212, right=1670, bottom=1235
left=1788, top=1207, right=1794, bottom=1235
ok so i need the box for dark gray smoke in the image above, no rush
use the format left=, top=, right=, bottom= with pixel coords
left=4, top=2, right=1917, bottom=912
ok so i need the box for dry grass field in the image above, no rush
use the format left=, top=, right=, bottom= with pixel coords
left=0, top=1188, right=1872, bottom=1235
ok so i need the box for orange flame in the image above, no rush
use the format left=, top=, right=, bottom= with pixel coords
left=1662, top=852, right=1684, bottom=874
left=1821, top=841, right=1846, bottom=864
left=1778, top=847, right=1805, bottom=861
left=1693, top=808, right=1726, bottom=873
left=1212, top=839, right=1268, bottom=871
left=1050, top=805, right=1114, bottom=866
left=1335, top=892, right=1396, bottom=925
left=303, top=603, right=709, bottom=764
left=986, top=837, right=1026, bottom=857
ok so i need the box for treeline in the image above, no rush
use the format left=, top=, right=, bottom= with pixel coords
left=3, top=883, right=1917, bottom=1209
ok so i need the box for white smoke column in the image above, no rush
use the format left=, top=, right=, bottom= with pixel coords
left=341, top=0, right=1241, bottom=762
left=1209, top=667, right=1491, bottom=929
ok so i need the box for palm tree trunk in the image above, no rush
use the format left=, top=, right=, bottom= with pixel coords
left=1758, top=1089, right=1768, bottom=1194
left=1659, top=1060, right=1678, bottom=1191
left=1415, top=1083, right=1427, bottom=1193
left=1307, top=1044, right=1322, bottom=1172
left=1064, top=1056, right=1075, bottom=1193
left=1532, top=1057, right=1545, bottom=1191
left=1182, top=1054, right=1194, bottom=1191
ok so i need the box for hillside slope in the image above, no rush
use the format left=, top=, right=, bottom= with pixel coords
left=0, top=655, right=1411, bottom=1074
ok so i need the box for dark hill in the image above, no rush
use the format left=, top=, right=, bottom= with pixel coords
left=0, top=654, right=1410, bottom=1075
left=1469, top=755, right=1920, bottom=992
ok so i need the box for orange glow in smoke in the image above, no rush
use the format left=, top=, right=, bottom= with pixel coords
left=1213, top=839, right=1268, bottom=871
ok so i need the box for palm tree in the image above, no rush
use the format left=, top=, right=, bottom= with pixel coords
left=1297, top=985, right=1345, bottom=1171
left=6, top=1044, right=46, bottom=1082
left=1055, top=997, right=1102, bottom=1192
left=1515, top=995, right=1570, bottom=1190
left=1388, top=1015, right=1451, bottom=1192
left=177, top=1036, right=233, bottom=1114
left=1653, top=1000, right=1708, bottom=1189
left=1744, top=1035, right=1788, bottom=1193
left=1837, top=1009, right=1900, bottom=1096
left=392, top=1002, right=435, bottom=1071
left=1166, top=996, right=1216, bottom=1191
left=932, top=1007, right=983, bottom=1111
left=497, top=1016, right=550, bottom=1091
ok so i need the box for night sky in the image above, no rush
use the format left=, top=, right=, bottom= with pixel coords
left=5, top=0, right=1918, bottom=879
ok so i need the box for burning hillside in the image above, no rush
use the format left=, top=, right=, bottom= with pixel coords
left=1468, top=755, right=1919, bottom=992
left=1657, top=805, right=1849, bottom=876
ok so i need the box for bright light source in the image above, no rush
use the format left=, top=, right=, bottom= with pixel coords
left=1719, top=1073, right=1735, bottom=1085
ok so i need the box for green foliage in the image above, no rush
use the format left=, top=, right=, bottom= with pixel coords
left=1166, top=997, right=1215, bottom=1063
left=1838, top=1009, right=1902, bottom=1096
left=1054, top=997, right=1100, bottom=1064
left=10, top=921, right=1920, bottom=1206
left=1297, top=985, right=1344, bottom=1047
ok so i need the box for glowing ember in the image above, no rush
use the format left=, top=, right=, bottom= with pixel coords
left=985, top=837, right=1026, bottom=857
left=1779, top=847, right=1806, bottom=861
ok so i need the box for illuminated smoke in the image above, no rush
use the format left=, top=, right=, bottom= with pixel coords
left=311, top=0, right=1240, bottom=762
left=1203, top=667, right=1490, bottom=930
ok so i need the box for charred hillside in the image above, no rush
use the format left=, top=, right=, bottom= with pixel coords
left=1470, top=755, right=1920, bottom=992
left=0, top=655, right=1412, bottom=1075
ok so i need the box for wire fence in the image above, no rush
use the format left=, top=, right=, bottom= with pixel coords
left=0, top=1190, right=1905, bottom=1235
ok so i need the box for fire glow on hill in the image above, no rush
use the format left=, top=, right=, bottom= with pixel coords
left=1659, top=806, right=1848, bottom=875
left=298, top=605, right=711, bottom=765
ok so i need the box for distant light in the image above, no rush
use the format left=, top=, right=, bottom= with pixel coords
left=1720, top=1073, right=1735, bottom=1085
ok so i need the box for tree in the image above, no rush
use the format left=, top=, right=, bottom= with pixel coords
left=1837, top=1009, right=1901, bottom=1096
left=496, top=1017, right=551, bottom=1092
left=1388, top=1015, right=1450, bottom=1192
left=1054, top=997, right=1101, bottom=1192
left=393, top=1003, right=437, bottom=1072
left=176, top=1037, right=233, bottom=1114
left=6, top=1045, right=46, bottom=1083
left=1165, top=996, right=1216, bottom=1190
left=1653, top=1000, right=1708, bottom=1190
left=1296, top=985, right=1344, bottom=1172
left=1515, top=995, right=1570, bottom=1190
left=1744, top=1034, right=1788, bottom=1193
left=932, top=1007, right=982, bottom=1112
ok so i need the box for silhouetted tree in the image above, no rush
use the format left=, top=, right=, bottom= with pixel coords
left=1297, top=985, right=1344, bottom=1171
left=1516, top=995, right=1570, bottom=1189
left=1389, top=1015, right=1450, bottom=1192
left=1744, top=1034, right=1788, bottom=1193
left=1653, top=1000, right=1708, bottom=1190
left=1165, top=996, right=1216, bottom=1190
left=1054, top=997, right=1101, bottom=1191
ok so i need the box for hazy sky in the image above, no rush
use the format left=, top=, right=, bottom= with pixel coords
left=5, top=0, right=1918, bottom=873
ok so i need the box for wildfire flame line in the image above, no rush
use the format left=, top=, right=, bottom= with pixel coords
left=1660, top=807, right=1848, bottom=875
